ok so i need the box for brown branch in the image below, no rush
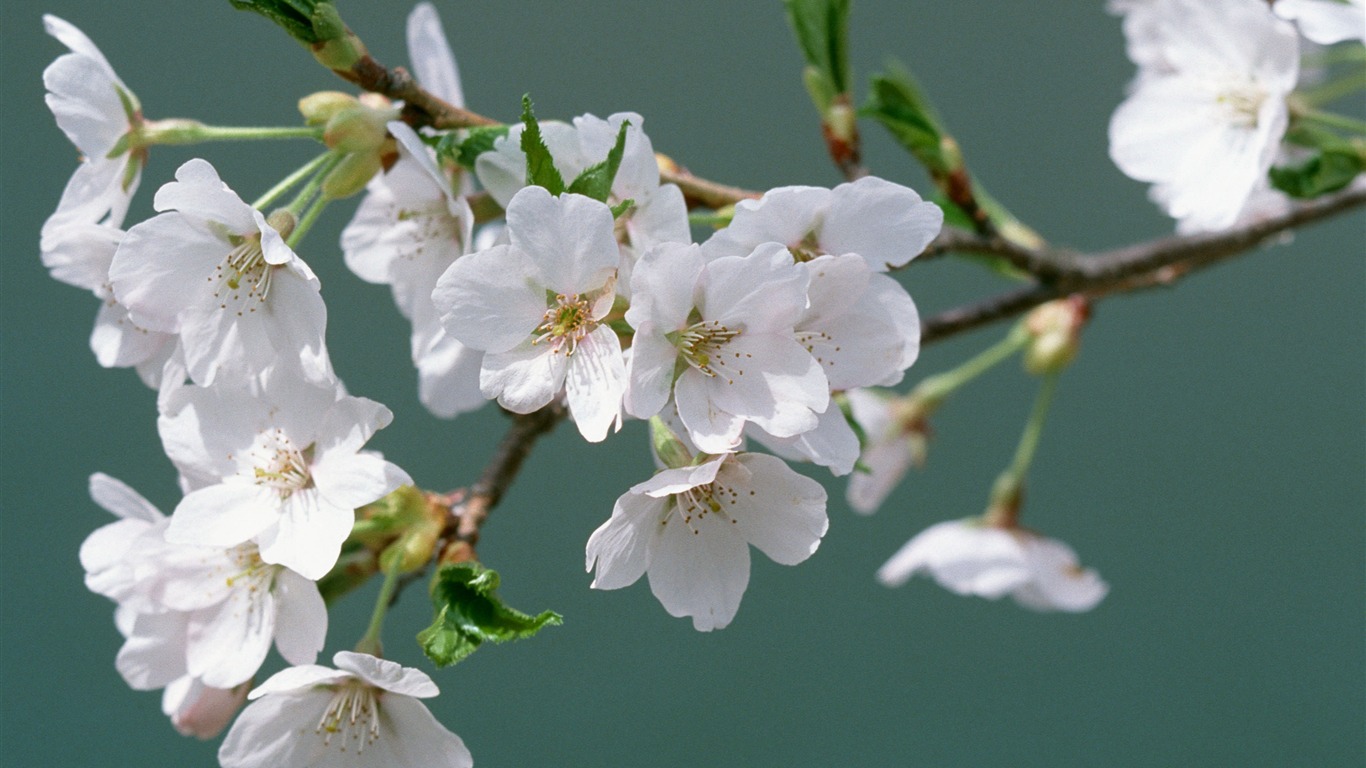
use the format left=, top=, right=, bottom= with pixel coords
left=439, top=404, right=566, bottom=563
left=659, top=167, right=762, bottom=209
left=339, top=57, right=500, bottom=129
left=922, top=185, right=1366, bottom=345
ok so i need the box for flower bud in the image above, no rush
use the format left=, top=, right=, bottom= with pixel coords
left=298, top=90, right=357, bottom=126
left=322, top=149, right=383, bottom=200
left=1023, top=296, right=1089, bottom=375
left=322, top=103, right=397, bottom=153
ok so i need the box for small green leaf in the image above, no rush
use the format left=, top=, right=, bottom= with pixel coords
left=567, top=120, right=631, bottom=202
left=783, top=0, right=852, bottom=95
left=609, top=198, right=635, bottom=218
left=519, top=95, right=565, bottom=195
left=438, top=125, right=511, bottom=171
left=1270, top=149, right=1365, bottom=198
left=228, top=0, right=320, bottom=43
left=417, top=562, right=561, bottom=667
left=864, top=61, right=950, bottom=173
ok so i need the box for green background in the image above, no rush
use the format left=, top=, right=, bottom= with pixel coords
left=2, top=1, right=1362, bottom=765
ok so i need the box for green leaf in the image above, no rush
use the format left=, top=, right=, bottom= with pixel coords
left=1270, top=149, right=1365, bottom=198
left=609, top=198, right=635, bottom=218
left=228, top=0, right=321, bottom=44
left=567, top=120, right=631, bottom=202
left=417, top=562, right=562, bottom=667
left=864, top=60, right=950, bottom=173
left=519, top=95, right=565, bottom=195
left=782, top=0, right=852, bottom=95
left=438, top=125, right=511, bottom=171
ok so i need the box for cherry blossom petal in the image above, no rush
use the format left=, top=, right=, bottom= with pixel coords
left=586, top=492, right=665, bottom=589
left=167, top=483, right=281, bottom=548
left=255, top=493, right=353, bottom=581
left=271, top=569, right=327, bottom=667
left=647, top=509, right=751, bottom=631
left=821, top=176, right=943, bottom=270
left=89, top=472, right=164, bottom=523
left=506, top=187, right=619, bottom=294
left=725, top=453, right=827, bottom=565
left=434, top=243, right=545, bottom=354
left=406, top=3, right=465, bottom=106
left=565, top=325, right=626, bottom=442
left=187, top=581, right=276, bottom=688
left=480, top=343, right=567, bottom=413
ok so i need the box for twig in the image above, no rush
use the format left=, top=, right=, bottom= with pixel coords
left=921, top=185, right=1366, bottom=344
left=659, top=167, right=762, bottom=209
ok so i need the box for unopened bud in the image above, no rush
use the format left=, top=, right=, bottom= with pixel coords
left=309, top=3, right=369, bottom=73
left=298, top=91, right=357, bottom=126
left=1023, top=296, right=1089, bottom=375
left=825, top=99, right=857, bottom=145
left=322, top=150, right=383, bottom=200
left=654, top=152, right=680, bottom=176
left=649, top=416, right=694, bottom=470
left=323, top=104, right=397, bottom=153
left=264, top=209, right=297, bottom=240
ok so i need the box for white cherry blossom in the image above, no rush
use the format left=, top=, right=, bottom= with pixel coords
left=342, top=122, right=483, bottom=418
left=110, top=158, right=331, bottom=387
left=1274, top=0, right=1366, bottom=45
left=700, top=176, right=943, bottom=272
left=218, top=651, right=472, bottom=768
left=842, top=388, right=925, bottom=514
left=159, top=377, right=410, bottom=580
left=433, top=185, right=626, bottom=441
left=747, top=253, right=921, bottom=474
left=1109, top=0, right=1300, bottom=231
left=586, top=452, right=828, bottom=631
left=625, top=241, right=828, bottom=454
left=162, top=676, right=249, bottom=739
left=877, top=519, right=1108, bottom=612
left=42, top=14, right=143, bottom=230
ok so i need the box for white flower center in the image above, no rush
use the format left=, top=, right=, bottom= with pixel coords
left=223, top=543, right=277, bottom=590
left=212, top=234, right=274, bottom=317
left=533, top=293, right=596, bottom=356
left=677, top=320, right=745, bottom=380
left=317, top=680, right=382, bottom=753
left=247, top=429, right=312, bottom=498
left=1215, top=79, right=1268, bottom=129
left=669, top=479, right=743, bottom=534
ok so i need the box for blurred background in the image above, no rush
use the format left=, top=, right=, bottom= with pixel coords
left=2, top=1, right=1362, bottom=765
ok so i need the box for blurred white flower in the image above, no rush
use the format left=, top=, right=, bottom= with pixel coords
left=1274, top=0, right=1366, bottom=45
left=1109, top=0, right=1300, bottom=231
left=878, top=519, right=1107, bottom=612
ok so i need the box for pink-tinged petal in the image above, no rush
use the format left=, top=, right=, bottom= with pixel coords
left=111, top=212, right=227, bottom=333
left=506, top=187, right=619, bottom=294
left=702, top=186, right=830, bottom=260
left=313, top=453, right=410, bottom=511
left=586, top=492, right=665, bottom=589
left=846, top=438, right=913, bottom=515
left=218, top=689, right=338, bottom=767
left=632, top=456, right=726, bottom=497
left=256, top=492, right=351, bottom=581
left=417, top=334, right=486, bottom=418
left=248, top=666, right=350, bottom=699
left=624, top=324, right=678, bottom=420
left=705, top=334, right=828, bottom=438
left=89, top=472, right=164, bottom=522
left=726, top=453, right=827, bottom=565
left=163, top=677, right=248, bottom=739
left=313, top=394, right=393, bottom=457
left=91, top=299, right=174, bottom=370
left=866, top=273, right=920, bottom=380
left=334, top=651, right=439, bottom=698
left=116, top=611, right=190, bottom=690
left=153, top=159, right=255, bottom=232
left=39, top=220, right=120, bottom=293
left=625, top=183, right=690, bottom=252
left=382, top=695, right=475, bottom=767
left=44, top=158, right=133, bottom=232
left=43, top=16, right=123, bottom=85
left=187, top=578, right=276, bottom=688
left=565, top=325, right=625, bottom=442
left=700, top=244, right=810, bottom=333
left=674, top=371, right=745, bottom=455
left=167, top=483, right=280, bottom=549
left=406, top=3, right=465, bottom=106
left=821, top=176, right=943, bottom=270
left=1012, top=537, right=1109, bottom=613
left=749, top=403, right=860, bottom=476
left=624, top=242, right=703, bottom=331
left=272, top=569, right=327, bottom=666
left=480, top=343, right=566, bottom=414
left=43, top=51, right=126, bottom=157
left=433, top=243, right=545, bottom=354
left=647, top=508, right=751, bottom=631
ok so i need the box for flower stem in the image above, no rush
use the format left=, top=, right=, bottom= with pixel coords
left=355, top=554, right=403, bottom=657
left=913, top=323, right=1030, bottom=406
left=138, top=120, right=323, bottom=148
left=287, top=195, right=330, bottom=249
left=1005, top=370, right=1060, bottom=483
left=252, top=152, right=333, bottom=210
